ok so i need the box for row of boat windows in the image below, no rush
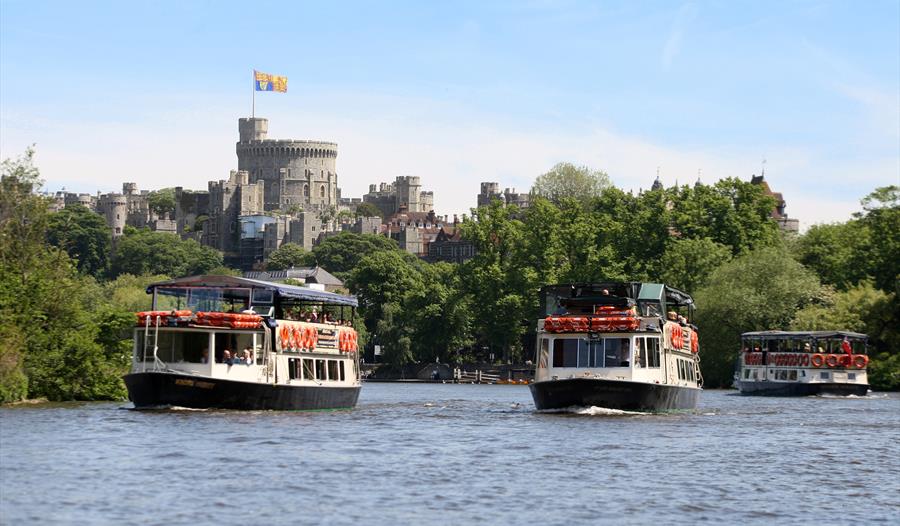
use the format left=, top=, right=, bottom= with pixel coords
left=287, top=358, right=346, bottom=382
left=138, top=330, right=263, bottom=365
left=676, top=359, right=696, bottom=382
left=546, top=337, right=661, bottom=368
left=743, top=369, right=857, bottom=381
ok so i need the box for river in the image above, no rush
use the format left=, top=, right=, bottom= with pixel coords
left=1, top=385, right=898, bottom=525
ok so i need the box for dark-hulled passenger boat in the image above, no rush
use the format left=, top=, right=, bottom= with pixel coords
left=124, top=275, right=361, bottom=410
left=736, top=331, right=869, bottom=396
left=529, top=283, right=701, bottom=412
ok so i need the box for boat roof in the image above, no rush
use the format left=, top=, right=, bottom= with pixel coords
left=741, top=330, right=868, bottom=339
left=147, top=275, right=358, bottom=307
left=540, top=282, right=694, bottom=307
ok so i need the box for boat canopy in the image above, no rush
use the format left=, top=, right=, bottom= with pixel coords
left=147, top=275, right=358, bottom=307
left=741, top=330, right=867, bottom=340
left=539, top=282, right=694, bottom=317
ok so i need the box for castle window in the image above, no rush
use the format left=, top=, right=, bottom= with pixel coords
left=116, top=214, right=120, bottom=219
left=320, top=185, right=325, bottom=198
left=303, top=185, right=309, bottom=197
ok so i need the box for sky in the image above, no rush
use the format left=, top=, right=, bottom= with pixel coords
left=1, top=0, right=898, bottom=228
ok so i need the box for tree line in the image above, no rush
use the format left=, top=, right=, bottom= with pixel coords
left=1, top=153, right=897, bottom=402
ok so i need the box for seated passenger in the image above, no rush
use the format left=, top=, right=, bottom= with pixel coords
left=201, top=348, right=209, bottom=364
left=221, top=349, right=233, bottom=365
left=241, top=348, right=253, bottom=365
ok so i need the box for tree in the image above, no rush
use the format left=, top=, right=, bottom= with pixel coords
left=658, top=238, right=732, bottom=294
left=309, top=232, right=399, bottom=276
left=110, top=229, right=222, bottom=278
left=857, top=186, right=899, bottom=293
left=0, top=148, right=128, bottom=402
left=355, top=202, right=382, bottom=218
left=792, top=221, right=870, bottom=290
left=531, top=162, right=610, bottom=205
left=147, top=188, right=176, bottom=216
left=693, top=246, right=823, bottom=387
left=266, top=243, right=311, bottom=270
left=47, top=204, right=112, bottom=276
left=346, top=249, right=425, bottom=335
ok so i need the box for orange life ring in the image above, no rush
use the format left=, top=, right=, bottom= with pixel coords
left=810, top=354, right=824, bottom=367
left=690, top=330, right=698, bottom=353
left=853, top=355, right=868, bottom=369
left=825, top=354, right=840, bottom=368
left=350, top=331, right=358, bottom=351
left=292, top=326, right=304, bottom=350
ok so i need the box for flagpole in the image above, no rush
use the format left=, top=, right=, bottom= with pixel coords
left=251, top=69, right=255, bottom=118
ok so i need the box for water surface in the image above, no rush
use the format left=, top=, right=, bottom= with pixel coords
left=1, top=385, right=898, bottom=524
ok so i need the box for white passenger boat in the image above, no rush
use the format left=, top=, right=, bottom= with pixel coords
left=529, top=283, right=701, bottom=412
left=124, top=275, right=361, bottom=410
left=737, top=331, right=869, bottom=396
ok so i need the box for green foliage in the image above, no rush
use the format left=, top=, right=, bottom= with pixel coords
left=103, top=273, right=169, bottom=313
left=792, top=221, right=870, bottom=290
left=147, top=188, right=176, bottom=216
left=694, top=246, right=823, bottom=387
left=47, top=204, right=111, bottom=277
left=309, top=232, right=399, bottom=276
left=658, top=238, right=732, bottom=294
left=266, top=243, right=311, bottom=271
left=0, top=148, right=129, bottom=402
left=110, top=229, right=222, bottom=278
left=857, top=186, right=899, bottom=293
left=355, top=202, right=383, bottom=218
left=531, top=162, right=610, bottom=204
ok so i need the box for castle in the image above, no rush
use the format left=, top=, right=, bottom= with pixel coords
left=362, top=176, right=434, bottom=218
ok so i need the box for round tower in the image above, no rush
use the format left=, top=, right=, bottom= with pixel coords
left=99, top=193, right=128, bottom=237
left=236, top=118, right=338, bottom=212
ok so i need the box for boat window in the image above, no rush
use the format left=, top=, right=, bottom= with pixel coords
left=602, top=338, right=630, bottom=367
left=213, top=332, right=258, bottom=363
left=744, top=369, right=751, bottom=379
left=848, top=373, right=856, bottom=381
left=646, top=338, right=660, bottom=368
left=303, top=358, right=314, bottom=380
left=316, top=359, right=327, bottom=380
left=820, top=372, right=830, bottom=379
left=552, top=339, right=579, bottom=367
left=141, top=330, right=209, bottom=363
left=789, top=370, right=798, bottom=381
left=578, top=341, right=591, bottom=368
left=538, top=338, right=550, bottom=369
left=328, top=360, right=339, bottom=381
left=288, top=358, right=300, bottom=380
left=688, top=362, right=695, bottom=382
left=635, top=338, right=646, bottom=367
left=677, top=360, right=684, bottom=380
left=339, top=361, right=346, bottom=381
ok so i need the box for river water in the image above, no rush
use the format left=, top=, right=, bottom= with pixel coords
left=1, top=385, right=898, bottom=525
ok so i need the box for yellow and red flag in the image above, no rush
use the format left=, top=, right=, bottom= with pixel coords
left=254, top=70, right=287, bottom=92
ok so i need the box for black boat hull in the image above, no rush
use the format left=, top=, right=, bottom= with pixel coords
left=124, top=372, right=360, bottom=410
left=737, top=381, right=868, bottom=397
left=529, top=378, right=699, bottom=412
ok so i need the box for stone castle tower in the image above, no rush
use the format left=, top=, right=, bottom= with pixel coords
left=235, top=118, right=339, bottom=212
left=97, top=193, right=128, bottom=237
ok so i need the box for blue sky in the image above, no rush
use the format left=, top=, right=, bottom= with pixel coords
left=2, top=0, right=898, bottom=226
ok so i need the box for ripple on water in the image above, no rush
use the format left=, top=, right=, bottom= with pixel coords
left=1, top=387, right=899, bottom=525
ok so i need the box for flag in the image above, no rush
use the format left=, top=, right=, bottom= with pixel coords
left=254, top=70, right=287, bottom=92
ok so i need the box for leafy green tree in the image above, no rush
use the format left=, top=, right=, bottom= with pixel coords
left=266, top=243, right=311, bottom=270
left=147, top=188, right=176, bottom=216
left=531, top=162, right=611, bottom=205
left=694, top=246, right=823, bottom=387
left=792, top=221, right=870, bottom=290
left=47, top=204, right=111, bottom=276
left=110, top=229, right=222, bottom=278
left=670, top=178, right=780, bottom=255
left=310, top=232, right=399, bottom=276
left=658, top=238, right=732, bottom=294
left=1, top=148, right=128, bottom=402
left=355, top=202, right=383, bottom=218
left=346, top=249, right=425, bottom=334
left=103, top=273, right=170, bottom=313
left=404, top=262, right=473, bottom=364
left=857, top=186, right=899, bottom=293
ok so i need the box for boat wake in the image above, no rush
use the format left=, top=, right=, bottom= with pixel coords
left=539, top=405, right=650, bottom=416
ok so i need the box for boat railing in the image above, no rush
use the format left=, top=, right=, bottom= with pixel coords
left=141, top=314, right=167, bottom=373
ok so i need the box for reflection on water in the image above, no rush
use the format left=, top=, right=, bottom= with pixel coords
left=2, top=385, right=899, bottom=525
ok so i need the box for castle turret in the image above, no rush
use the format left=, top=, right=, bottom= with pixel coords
left=239, top=118, right=268, bottom=142
left=98, top=193, right=128, bottom=237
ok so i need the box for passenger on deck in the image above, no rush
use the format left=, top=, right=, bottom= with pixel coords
left=241, top=348, right=253, bottom=365
left=222, top=350, right=233, bottom=365
left=803, top=343, right=812, bottom=353
left=310, top=309, right=319, bottom=322
left=200, top=348, right=209, bottom=364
